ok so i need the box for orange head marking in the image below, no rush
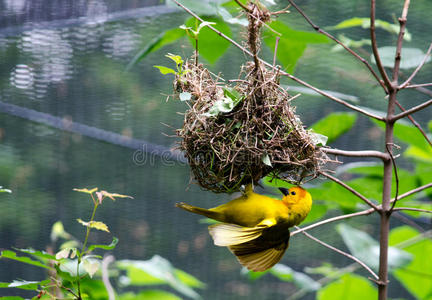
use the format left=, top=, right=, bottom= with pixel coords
left=279, top=186, right=312, bottom=206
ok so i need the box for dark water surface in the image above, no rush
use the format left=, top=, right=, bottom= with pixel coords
left=0, top=0, right=431, bottom=299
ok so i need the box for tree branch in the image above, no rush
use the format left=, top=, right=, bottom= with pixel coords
left=393, top=207, right=432, bottom=214
left=370, top=0, right=393, bottom=90
left=170, top=0, right=385, bottom=122
left=391, top=0, right=411, bottom=82
left=406, top=83, right=432, bottom=89
left=391, top=98, right=432, bottom=121
left=395, top=182, right=432, bottom=201
left=294, top=226, right=379, bottom=280
left=399, top=43, right=432, bottom=89
left=322, top=148, right=389, bottom=160
left=320, top=171, right=381, bottom=212
left=287, top=0, right=387, bottom=92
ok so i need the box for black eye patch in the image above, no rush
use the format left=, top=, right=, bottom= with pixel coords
left=291, top=191, right=296, bottom=195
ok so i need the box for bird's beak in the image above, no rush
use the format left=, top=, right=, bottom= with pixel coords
left=278, top=187, right=289, bottom=196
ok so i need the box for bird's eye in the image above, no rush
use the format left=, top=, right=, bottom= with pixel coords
left=291, top=191, right=296, bottom=195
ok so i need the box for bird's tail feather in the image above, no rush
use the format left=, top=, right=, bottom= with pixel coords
left=176, top=202, right=219, bottom=220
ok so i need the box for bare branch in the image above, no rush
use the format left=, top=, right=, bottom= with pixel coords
left=392, top=98, right=432, bottom=121
left=406, top=83, right=432, bottom=89
left=322, top=148, right=389, bottom=160
left=370, top=0, right=393, bottom=90
left=320, top=171, right=382, bottom=212
left=287, top=0, right=387, bottom=92
left=394, top=182, right=432, bottom=201
left=394, top=101, right=432, bottom=147
left=391, top=0, right=411, bottom=82
left=170, top=0, right=385, bottom=121
left=393, top=207, right=432, bottom=214
left=294, top=226, right=379, bottom=280
left=399, top=43, right=432, bottom=89
left=291, top=209, right=374, bottom=237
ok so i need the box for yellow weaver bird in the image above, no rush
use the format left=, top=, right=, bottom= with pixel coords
left=176, top=185, right=312, bottom=272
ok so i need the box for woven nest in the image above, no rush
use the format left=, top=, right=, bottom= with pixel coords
left=175, top=60, right=327, bottom=193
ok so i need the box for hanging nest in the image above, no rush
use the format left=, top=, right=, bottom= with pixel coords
left=174, top=2, right=327, bottom=193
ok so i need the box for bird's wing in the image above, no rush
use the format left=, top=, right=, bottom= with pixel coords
left=208, top=223, right=265, bottom=246
left=229, top=241, right=289, bottom=272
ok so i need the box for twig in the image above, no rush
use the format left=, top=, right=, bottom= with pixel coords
left=392, top=98, right=432, bottom=121
left=322, top=148, right=389, bottom=161
left=295, top=226, right=379, bottom=281
left=291, top=209, right=374, bottom=237
left=287, top=0, right=387, bottom=92
left=273, top=36, right=280, bottom=67
left=170, top=0, right=385, bottom=122
left=370, top=0, right=393, bottom=90
left=406, top=83, right=432, bottom=89
left=320, top=171, right=381, bottom=212
left=386, top=144, right=399, bottom=213
left=394, top=101, right=432, bottom=147
left=399, top=43, right=432, bottom=89
left=394, top=182, right=432, bottom=201
left=393, top=207, right=432, bottom=214
left=234, top=0, right=250, bottom=13
left=391, top=0, right=410, bottom=82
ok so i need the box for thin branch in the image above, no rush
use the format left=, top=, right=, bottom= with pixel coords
left=295, top=226, right=379, bottom=281
left=406, top=83, right=432, bottom=89
left=287, top=0, right=387, bottom=92
left=170, top=0, right=385, bottom=122
left=394, top=100, right=432, bottom=147
left=322, top=148, right=389, bottom=160
left=101, top=255, right=115, bottom=300
left=233, top=0, right=250, bottom=12
left=291, top=209, right=374, bottom=237
left=392, top=98, right=432, bottom=121
left=391, top=0, right=411, bottom=82
left=393, top=207, right=432, bottom=214
left=370, top=0, right=393, bottom=90
left=320, top=171, right=381, bottom=212
left=394, top=182, right=432, bottom=201
left=386, top=144, right=400, bottom=213
left=399, top=42, right=432, bottom=89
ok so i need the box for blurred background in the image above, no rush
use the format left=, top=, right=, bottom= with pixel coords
left=0, top=0, right=431, bottom=299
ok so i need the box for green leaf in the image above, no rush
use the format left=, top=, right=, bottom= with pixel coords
left=0, top=250, right=50, bottom=269
left=371, top=47, right=431, bottom=69
left=329, top=17, right=411, bottom=41
left=73, top=187, right=97, bottom=194
left=332, top=34, right=371, bottom=52
left=185, top=16, right=231, bottom=64
left=118, top=290, right=182, bottom=300
left=0, top=296, right=25, bottom=300
left=126, top=28, right=185, bottom=70
left=317, top=273, right=377, bottom=300
left=0, top=279, right=50, bottom=291
left=262, top=154, right=272, bottom=167
left=264, top=20, right=328, bottom=73
left=390, top=226, right=432, bottom=299
left=337, top=224, right=412, bottom=271
left=14, top=248, right=56, bottom=261
left=310, top=112, right=357, bottom=144
left=174, top=269, right=205, bottom=288
left=154, top=66, right=176, bottom=75
left=117, top=256, right=201, bottom=299
left=308, top=130, right=328, bottom=146
left=87, top=237, right=119, bottom=253
left=82, top=257, right=100, bottom=278
left=270, top=264, right=321, bottom=291
left=0, top=186, right=11, bottom=193
left=50, top=221, right=72, bottom=242
left=372, top=119, right=432, bottom=162
left=77, top=219, right=110, bottom=232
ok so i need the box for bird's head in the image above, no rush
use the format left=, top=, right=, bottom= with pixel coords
left=279, top=186, right=312, bottom=207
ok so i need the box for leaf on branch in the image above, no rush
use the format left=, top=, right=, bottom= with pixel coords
left=77, top=219, right=110, bottom=232
left=73, top=187, right=98, bottom=194
left=0, top=250, right=50, bottom=269
left=154, top=65, right=176, bottom=75
left=99, top=190, right=133, bottom=201
left=82, top=257, right=100, bottom=278
left=0, top=186, right=12, bottom=193
left=310, top=112, right=357, bottom=144
left=87, top=237, right=119, bottom=253
left=317, top=273, right=377, bottom=300
left=0, top=279, right=50, bottom=291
